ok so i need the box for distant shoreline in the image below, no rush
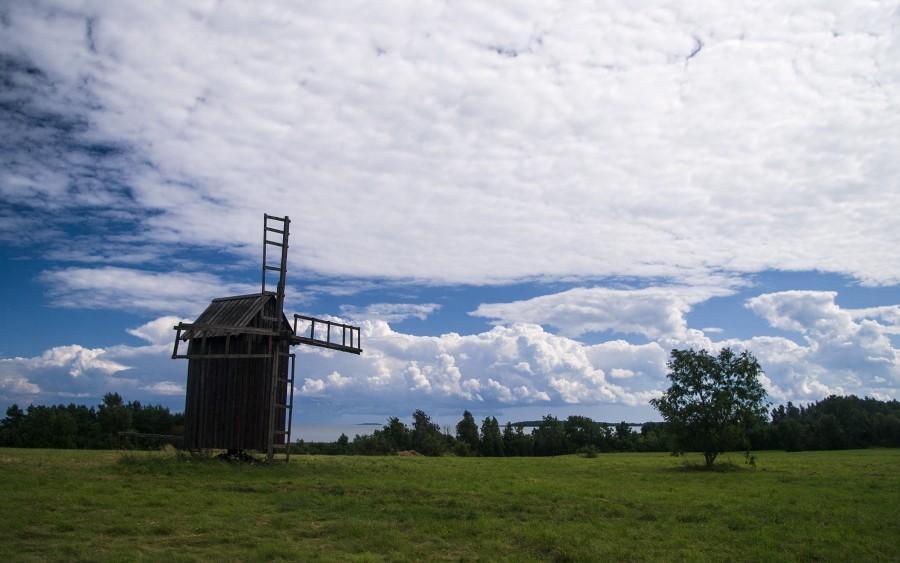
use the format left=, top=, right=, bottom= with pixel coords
left=511, top=421, right=648, bottom=428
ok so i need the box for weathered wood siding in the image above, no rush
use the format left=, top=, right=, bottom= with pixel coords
left=183, top=297, right=289, bottom=451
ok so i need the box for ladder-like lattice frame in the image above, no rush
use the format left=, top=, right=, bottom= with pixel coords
left=263, top=215, right=290, bottom=462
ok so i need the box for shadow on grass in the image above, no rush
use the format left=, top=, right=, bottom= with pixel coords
left=666, top=460, right=753, bottom=473
left=682, top=461, right=748, bottom=472
left=116, top=450, right=206, bottom=474
left=115, top=446, right=270, bottom=475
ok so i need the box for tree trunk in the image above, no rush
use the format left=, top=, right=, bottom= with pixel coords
left=704, top=451, right=717, bottom=467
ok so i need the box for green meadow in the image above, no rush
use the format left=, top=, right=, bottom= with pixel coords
left=1, top=448, right=898, bottom=561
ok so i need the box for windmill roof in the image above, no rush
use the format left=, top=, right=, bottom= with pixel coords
left=181, top=292, right=289, bottom=339
left=196, top=292, right=274, bottom=326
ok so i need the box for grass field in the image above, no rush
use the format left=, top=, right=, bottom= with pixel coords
left=1, top=448, right=898, bottom=561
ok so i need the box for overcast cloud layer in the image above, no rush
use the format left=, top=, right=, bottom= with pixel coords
left=2, top=1, right=899, bottom=285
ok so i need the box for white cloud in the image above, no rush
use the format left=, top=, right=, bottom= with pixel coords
left=23, top=345, right=130, bottom=378
left=740, top=291, right=900, bottom=399
left=339, top=302, right=441, bottom=323
left=0, top=344, right=132, bottom=405
left=2, top=1, right=898, bottom=287
left=141, top=381, right=184, bottom=396
left=0, top=374, right=41, bottom=396
left=292, top=319, right=660, bottom=409
left=299, top=378, right=326, bottom=396
left=127, top=316, right=185, bottom=346
left=39, top=267, right=264, bottom=315
left=299, top=371, right=353, bottom=397
left=471, top=286, right=731, bottom=339
left=847, top=305, right=900, bottom=334
left=3, top=287, right=900, bottom=414
left=0, top=319, right=187, bottom=407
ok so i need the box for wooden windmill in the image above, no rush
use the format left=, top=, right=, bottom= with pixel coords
left=172, top=214, right=362, bottom=462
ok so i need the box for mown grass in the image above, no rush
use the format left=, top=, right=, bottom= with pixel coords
left=1, top=448, right=898, bottom=561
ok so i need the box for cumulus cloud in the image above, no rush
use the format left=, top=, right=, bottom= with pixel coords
left=1, top=1, right=898, bottom=288
left=458, top=287, right=900, bottom=406
left=0, top=344, right=131, bottom=404
left=0, top=374, right=41, bottom=397
left=127, top=316, right=186, bottom=346
left=471, top=286, right=731, bottom=340
left=3, top=286, right=900, bottom=414
left=339, top=302, right=441, bottom=323
left=0, top=319, right=187, bottom=407
left=847, top=305, right=900, bottom=334
left=22, top=345, right=130, bottom=378
left=292, top=320, right=661, bottom=410
left=299, top=371, right=353, bottom=397
left=743, top=291, right=900, bottom=397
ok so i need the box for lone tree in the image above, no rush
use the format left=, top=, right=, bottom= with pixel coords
left=651, top=348, right=768, bottom=467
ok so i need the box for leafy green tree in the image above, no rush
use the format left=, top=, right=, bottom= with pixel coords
left=412, top=410, right=446, bottom=456
left=351, top=432, right=395, bottom=455
left=382, top=416, right=412, bottom=451
left=563, top=416, right=598, bottom=450
left=614, top=421, right=636, bottom=451
left=873, top=413, right=900, bottom=447
left=336, top=433, right=349, bottom=453
left=777, top=418, right=805, bottom=451
left=479, top=416, right=504, bottom=456
left=817, top=414, right=847, bottom=450
left=502, top=423, right=534, bottom=456
left=98, top=392, right=131, bottom=446
left=0, top=405, right=25, bottom=447
left=456, top=410, right=480, bottom=452
left=533, top=415, right=567, bottom=456
left=638, top=422, right=670, bottom=452
left=3, top=404, right=24, bottom=426
left=651, top=348, right=768, bottom=467
left=502, top=422, right=516, bottom=454
left=19, top=406, right=77, bottom=448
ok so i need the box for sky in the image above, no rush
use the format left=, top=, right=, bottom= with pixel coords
left=1, top=1, right=899, bottom=438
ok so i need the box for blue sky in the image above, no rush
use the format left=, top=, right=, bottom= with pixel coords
left=2, top=1, right=899, bottom=436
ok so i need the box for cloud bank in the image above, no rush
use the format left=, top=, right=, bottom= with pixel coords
left=2, top=1, right=899, bottom=288
left=7, top=287, right=894, bottom=415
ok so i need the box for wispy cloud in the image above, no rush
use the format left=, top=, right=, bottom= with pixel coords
left=38, top=266, right=261, bottom=315
left=340, top=302, right=441, bottom=323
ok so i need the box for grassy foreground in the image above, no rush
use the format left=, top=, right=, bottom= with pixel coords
left=1, top=448, right=898, bottom=561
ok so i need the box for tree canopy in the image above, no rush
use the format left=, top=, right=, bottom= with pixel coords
left=651, top=347, right=768, bottom=467
left=455, top=410, right=479, bottom=454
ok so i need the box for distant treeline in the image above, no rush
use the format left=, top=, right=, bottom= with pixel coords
left=292, top=411, right=663, bottom=457
left=2, top=394, right=899, bottom=454
left=753, top=395, right=900, bottom=451
left=0, top=393, right=183, bottom=449
left=295, top=395, right=900, bottom=457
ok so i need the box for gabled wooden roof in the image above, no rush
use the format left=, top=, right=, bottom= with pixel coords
left=181, top=292, right=289, bottom=339
left=198, top=293, right=274, bottom=326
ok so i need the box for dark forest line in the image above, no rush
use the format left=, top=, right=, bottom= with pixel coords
left=2, top=394, right=899, bottom=455
left=0, top=393, right=183, bottom=450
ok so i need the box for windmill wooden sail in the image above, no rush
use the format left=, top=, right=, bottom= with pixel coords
left=172, top=214, right=361, bottom=461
